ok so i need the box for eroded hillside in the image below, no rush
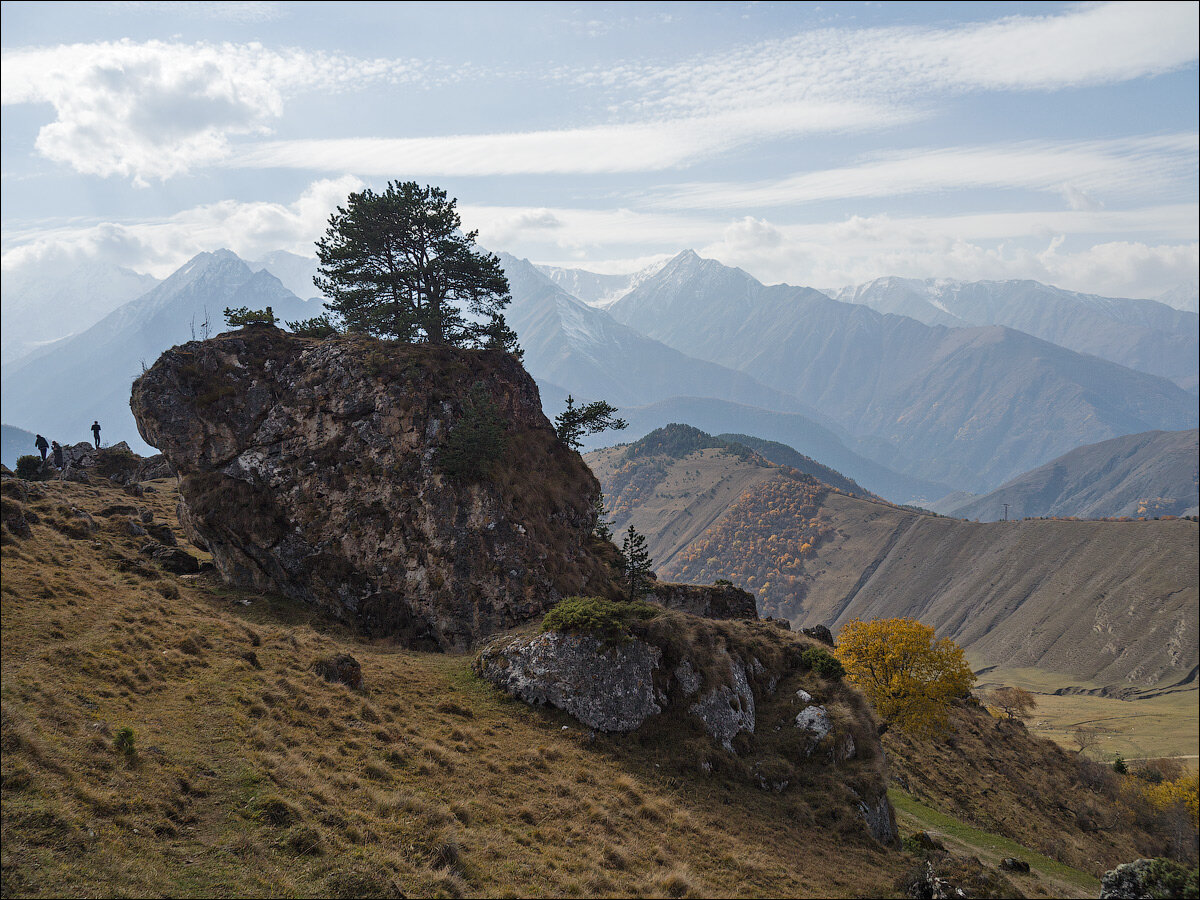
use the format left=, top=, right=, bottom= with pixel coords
left=586, top=429, right=1199, bottom=695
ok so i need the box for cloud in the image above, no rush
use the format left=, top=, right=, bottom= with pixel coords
left=601, top=2, right=1199, bottom=119
left=697, top=212, right=1200, bottom=299
left=1, top=40, right=426, bottom=184
left=1, top=176, right=362, bottom=275
left=230, top=99, right=911, bottom=176
left=655, top=134, right=1199, bottom=209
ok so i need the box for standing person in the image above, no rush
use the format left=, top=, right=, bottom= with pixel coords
left=34, top=434, right=49, bottom=461
left=91, top=420, right=101, bottom=449
left=51, top=441, right=64, bottom=469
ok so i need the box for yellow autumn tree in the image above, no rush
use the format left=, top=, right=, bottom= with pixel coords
left=835, top=618, right=975, bottom=736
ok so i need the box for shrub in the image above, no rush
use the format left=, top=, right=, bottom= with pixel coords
left=286, top=313, right=339, bottom=338
left=540, top=596, right=657, bottom=644
left=1113, top=754, right=1129, bottom=775
left=113, top=726, right=136, bottom=762
left=15, top=455, right=44, bottom=481
left=224, top=306, right=277, bottom=327
left=800, top=646, right=845, bottom=679
left=437, top=382, right=508, bottom=481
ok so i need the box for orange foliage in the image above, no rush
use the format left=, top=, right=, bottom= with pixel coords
left=661, top=473, right=831, bottom=619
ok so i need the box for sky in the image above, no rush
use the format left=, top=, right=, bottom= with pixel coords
left=2, top=0, right=1198, bottom=299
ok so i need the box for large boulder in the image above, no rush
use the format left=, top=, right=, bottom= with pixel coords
left=652, top=581, right=757, bottom=619
left=131, top=328, right=618, bottom=649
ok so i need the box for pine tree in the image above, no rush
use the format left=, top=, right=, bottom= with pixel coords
left=554, top=395, right=627, bottom=450
left=621, top=524, right=653, bottom=603
left=314, top=181, right=520, bottom=355
left=591, top=492, right=613, bottom=541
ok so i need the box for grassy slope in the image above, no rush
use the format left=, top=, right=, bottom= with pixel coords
left=2, top=476, right=911, bottom=899
left=888, top=790, right=1099, bottom=899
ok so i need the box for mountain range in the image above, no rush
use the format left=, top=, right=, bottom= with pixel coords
left=3, top=245, right=1196, bottom=507
left=834, top=276, right=1199, bottom=392
left=603, top=251, right=1198, bottom=492
left=933, top=428, right=1199, bottom=521
left=0, top=250, right=322, bottom=454
left=585, top=426, right=1198, bottom=694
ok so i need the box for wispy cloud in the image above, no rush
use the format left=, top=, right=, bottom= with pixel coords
left=231, top=99, right=913, bottom=176
left=1, top=40, right=427, bottom=184
left=654, top=134, right=1200, bottom=209
left=601, top=1, right=1199, bottom=118
left=104, top=1, right=284, bottom=23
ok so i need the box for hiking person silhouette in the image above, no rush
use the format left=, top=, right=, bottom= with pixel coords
left=35, top=434, right=49, bottom=461
left=91, top=420, right=101, bottom=449
left=51, top=441, right=64, bottom=469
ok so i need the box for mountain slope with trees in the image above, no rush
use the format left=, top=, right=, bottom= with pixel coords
left=586, top=427, right=1199, bottom=693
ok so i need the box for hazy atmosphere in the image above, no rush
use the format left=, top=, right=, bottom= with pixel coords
left=3, top=1, right=1197, bottom=298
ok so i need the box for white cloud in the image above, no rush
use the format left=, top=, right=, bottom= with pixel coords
left=656, top=134, right=1199, bottom=209
left=231, top=99, right=912, bottom=176
left=1, top=40, right=426, bottom=184
left=604, top=2, right=1199, bottom=119
left=697, top=213, right=1200, bottom=299
left=1, top=176, right=362, bottom=275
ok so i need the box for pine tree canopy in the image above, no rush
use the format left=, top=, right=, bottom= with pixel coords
left=313, top=181, right=521, bottom=356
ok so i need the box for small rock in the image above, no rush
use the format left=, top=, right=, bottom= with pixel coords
left=801, top=624, right=835, bottom=646
left=999, top=858, right=1030, bottom=873
left=796, top=689, right=813, bottom=704
left=313, top=653, right=363, bottom=690
left=794, top=705, right=833, bottom=752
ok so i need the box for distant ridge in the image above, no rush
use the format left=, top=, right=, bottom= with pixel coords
left=609, top=251, right=1199, bottom=492
left=935, top=428, right=1200, bottom=521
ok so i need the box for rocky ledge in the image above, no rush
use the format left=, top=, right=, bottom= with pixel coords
left=132, top=327, right=620, bottom=650
left=475, top=610, right=897, bottom=845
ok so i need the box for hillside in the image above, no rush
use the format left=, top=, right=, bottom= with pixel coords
left=4, top=472, right=1182, bottom=897
left=0, top=473, right=911, bottom=898
left=608, top=251, right=1199, bottom=492
left=835, top=277, right=1199, bottom=392
left=936, top=428, right=1199, bottom=521
left=716, top=433, right=881, bottom=501
left=586, top=428, right=1199, bottom=694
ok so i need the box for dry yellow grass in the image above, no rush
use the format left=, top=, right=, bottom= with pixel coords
left=2, top=475, right=910, bottom=898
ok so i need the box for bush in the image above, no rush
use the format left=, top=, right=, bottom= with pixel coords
left=113, top=726, right=136, bottom=762
left=224, top=306, right=277, bottom=327
left=15, top=455, right=44, bottom=481
left=437, top=382, right=508, bottom=481
left=800, top=646, right=845, bottom=679
left=287, top=313, right=339, bottom=338
left=541, top=596, right=658, bottom=645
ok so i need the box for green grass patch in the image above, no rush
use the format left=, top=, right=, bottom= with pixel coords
left=889, top=788, right=1099, bottom=894
left=540, top=596, right=658, bottom=644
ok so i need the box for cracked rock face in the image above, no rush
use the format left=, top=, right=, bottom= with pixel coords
left=475, top=632, right=663, bottom=732
left=688, top=653, right=756, bottom=751
left=132, top=328, right=616, bottom=650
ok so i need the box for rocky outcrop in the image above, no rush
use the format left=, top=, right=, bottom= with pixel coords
left=1100, top=858, right=1197, bottom=899
left=651, top=581, right=757, bottom=619
left=131, top=328, right=618, bottom=650
left=475, top=632, right=663, bottom=731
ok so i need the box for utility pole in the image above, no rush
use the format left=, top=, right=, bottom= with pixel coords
left=1002, top=503, right=1010, bottom=522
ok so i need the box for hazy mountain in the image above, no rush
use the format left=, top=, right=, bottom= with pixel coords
left=1, top=424, right=38, bottom=469
left=935, top=428, right=1199, bottom=521
left=607, top=396, right=950, bottom=504
left=1, top=259, right=159, bottom=366
left=500, top=253, right=825, bottom=418
left=0, top=250, right=322, bottom=453
left=1157, top=282, right=1200, bottom=313
left=587, top=426, right=1198, bottom=693
left=536, top=259, right=669, bottom=309
left=835, top=276, right=1199, bottom=391
left=250, top=250, right=321, bottom=301
left=609, top=251, right=1199, bottom=492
